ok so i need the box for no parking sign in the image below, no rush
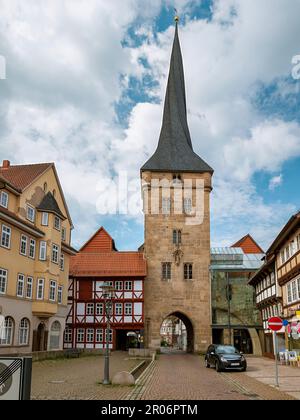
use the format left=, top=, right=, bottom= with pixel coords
left=0, top=357, right=32, bottom=400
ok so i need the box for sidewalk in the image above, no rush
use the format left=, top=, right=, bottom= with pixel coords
left=245, top=357, right=300, bottom=400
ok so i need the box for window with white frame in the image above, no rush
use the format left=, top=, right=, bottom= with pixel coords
left=61, top=227, right=67, bottom=242
left=49, top=280, right=57, bottom=301
left=54, top=216, right=61, bottom=231
left=105, top=329, right=113, bottom=343
left=125, top=303, right=132, bottom=316
left=64, top=328, right=72, bottom=343
left=77, top=329, right=85, bottom=343
left=96, top=329, right=103, bottom=343
left=41, top=212, right=49, bottom=226
left=96, top=303, right=103, bottom=316
left=86, top=329, right=94, bottom=343
left=287, top=283, right=293, bottom=304
left=281, top=250, right=285, bottom=265
left=0, top=191, right=8, bottom=208
left=297, top=235, right=300, bottom=252
left=17, top=274, right=25, bottom=298
left=29, top=239, right=36, bottom=259
left=0, top=268, right=7, bottom=294
left=286, top=246, right=290, bottom=261
left=51, top=244, right=59, bottom=264
left=26, top=205, right=35, bottom=223
left=86, top=303, right=94, bottom=315
left=115, top=303, right=123, bottom=316
left=60, top=253, right=64, bottom=271
left=58, top=286, right=63, bottom=304
left=125, top=281, right=132, bottom=291
left=292, top=280, right=298, bottom=302
left=0, top=317, right=14, bottom=346
left=37, top=279, right=44, bottom=300
left=18, top=318, right=30, bottom=346
left=1, top=225, right=11, bottom=248
left=26, top=277, right=33, bottom=299
left=115, top=281, right=123, bottom=291
left=39, top=241, right=47, bottom=261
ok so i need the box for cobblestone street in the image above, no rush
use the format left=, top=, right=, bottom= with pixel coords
left=128, top=353, right=295, bottom=401
left=31, top=352, right=297, bottom=400
left=31, top=352, right=139, bottom=400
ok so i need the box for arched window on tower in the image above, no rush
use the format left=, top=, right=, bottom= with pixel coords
left=172, top=174, right=182, bottom=184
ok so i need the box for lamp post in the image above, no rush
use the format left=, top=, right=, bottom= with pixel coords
left=226, top=272, right=233, bottom=346
left=102, top=282, right=115, bottom=385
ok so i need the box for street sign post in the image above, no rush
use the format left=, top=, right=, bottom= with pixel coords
left=0, top=357, right=32, bottom=400
left=268, top=317, right=283, bottom=388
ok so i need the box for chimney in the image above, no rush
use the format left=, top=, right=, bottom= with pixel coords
left=2, top=160, right=10, bottom=169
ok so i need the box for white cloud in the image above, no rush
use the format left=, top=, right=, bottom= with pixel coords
left=0, top=0, right=300, bottom=249
left=269, top=174, right=283, bottom=191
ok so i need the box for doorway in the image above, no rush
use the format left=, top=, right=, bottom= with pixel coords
left=116, top=330, right=139, bottom=351
left=160, top=312, right=194, bottom=353
left=34, top=323, right=48, bottom=352
left=233, top=329, right=253, bottom=354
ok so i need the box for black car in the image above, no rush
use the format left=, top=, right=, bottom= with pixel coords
left=205, top=345, right=247, bottom=372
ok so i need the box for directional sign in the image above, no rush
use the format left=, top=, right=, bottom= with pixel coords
left=268, top=317, right=283, bottom=332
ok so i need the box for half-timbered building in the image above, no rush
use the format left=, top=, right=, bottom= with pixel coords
left=64, top=227, right=146, bottom=351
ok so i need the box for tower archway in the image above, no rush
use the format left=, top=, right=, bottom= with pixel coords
left=160, top=311, right=194, bottom=353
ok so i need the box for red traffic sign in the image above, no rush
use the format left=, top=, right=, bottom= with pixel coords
left=268, top=317, right=283, bottom=332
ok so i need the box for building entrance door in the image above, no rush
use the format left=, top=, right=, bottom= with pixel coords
left=234, top=329, right=253, bottom=354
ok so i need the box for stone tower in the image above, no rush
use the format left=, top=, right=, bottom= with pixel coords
left=141, top=20, right=213, bottom=353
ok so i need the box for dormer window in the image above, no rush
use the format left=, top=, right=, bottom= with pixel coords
left=54, top=216, right=61, bottom=231
left=61, top=227, right=67, bottom=242
left=26, top=205, right=35, bottom=223
left=41, top=212, right=49, bottom=226
left=0, top=191, right=8, bottom=208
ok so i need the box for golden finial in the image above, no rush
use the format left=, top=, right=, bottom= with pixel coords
left=174, top=8, right=179, bottom=23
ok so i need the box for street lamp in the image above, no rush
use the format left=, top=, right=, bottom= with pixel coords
left=102, top=282, right=116, bottom=385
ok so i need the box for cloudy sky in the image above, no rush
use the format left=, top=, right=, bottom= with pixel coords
left=0, top=0, right=300, bottom=251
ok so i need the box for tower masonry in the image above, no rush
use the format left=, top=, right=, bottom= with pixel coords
left=141, top=20, right=213, bottom=353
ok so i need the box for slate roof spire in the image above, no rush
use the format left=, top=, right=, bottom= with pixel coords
left=141, top=19, right=213, bottom=174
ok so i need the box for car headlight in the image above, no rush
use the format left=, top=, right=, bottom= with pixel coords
left=220, top=357, right=227, bottom=362
left=241, top=356, right=245, bottom=362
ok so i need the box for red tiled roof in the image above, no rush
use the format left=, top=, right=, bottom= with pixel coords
left=0, top=163, right=53, bottom=191
left=232, top=234, right=264, bottom=254
left=70, top=252, right=147, bottom=277
left=80, top=226, right=117, bottom=253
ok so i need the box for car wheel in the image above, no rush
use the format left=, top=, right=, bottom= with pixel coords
left=205, top=359, right=210, bottom=368
left=241, top=367, right=247, bottom=372
left=216, top=361, right=222, bottom=372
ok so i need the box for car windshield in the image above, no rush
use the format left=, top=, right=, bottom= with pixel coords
left=215, top=346, right=239, bottom=355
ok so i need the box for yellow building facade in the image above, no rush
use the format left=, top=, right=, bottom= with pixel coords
left=0, top=160, right=76, bottom=354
